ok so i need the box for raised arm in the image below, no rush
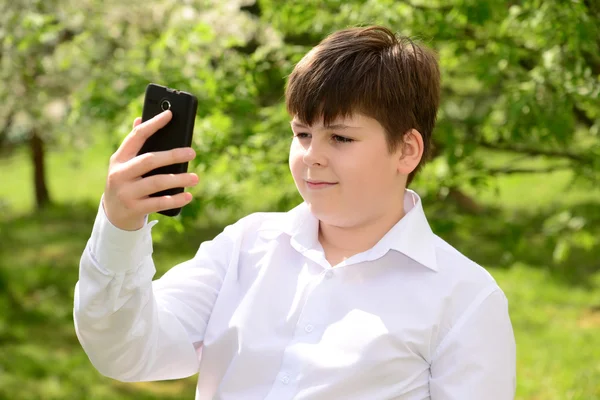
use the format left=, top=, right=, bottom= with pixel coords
left=73, top=112, right=236, bottom=381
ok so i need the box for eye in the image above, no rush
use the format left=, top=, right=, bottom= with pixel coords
left=294, top=132, right=311, bottom=139
left=332, top=134, right=353, bottom=143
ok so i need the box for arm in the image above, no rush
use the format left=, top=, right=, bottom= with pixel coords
left=429, top=287, right=517, bottom=399
left=73, top=197, right=238, bottom=382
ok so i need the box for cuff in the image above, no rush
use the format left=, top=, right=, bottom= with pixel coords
left=88, top=194, right=159, bottom=274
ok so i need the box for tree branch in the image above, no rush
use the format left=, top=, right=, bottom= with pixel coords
left=404, top=1, right=454, bottom=12
left=487, top=165, right=572, bottom=175
left=240, top=0, right=261, bottom=17
left=283, top=32, right=321, bottom=47
left=478, top=140, right=588, bottom=163
left=0, top=109, right=15, bottom=136
left=573, top=104, right=596, bottom=128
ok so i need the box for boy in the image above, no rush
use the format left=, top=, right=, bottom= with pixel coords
left=74, top=26, right=516, bottom=399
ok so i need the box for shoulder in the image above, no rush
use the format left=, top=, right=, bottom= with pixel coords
left=432, top=234, right=499, bottom=290
left=428, top=233, right=507, bottom=325
left=427, top=235, right=514, bottom=362
left=220, top=209, right=293, bottom=249
left=230, top=210, right=290, bottom=235
left=191, top=210, right=291, bottom=269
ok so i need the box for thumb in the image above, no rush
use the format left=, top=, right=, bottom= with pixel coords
left=132, top=117, right=142, bottom=129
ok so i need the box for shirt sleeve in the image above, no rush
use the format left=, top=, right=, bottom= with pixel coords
left=429, top=287, right=517, bottom=399
left=73, top=195, right=239, bottom=382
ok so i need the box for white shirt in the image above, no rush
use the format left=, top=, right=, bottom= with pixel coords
left=74, top=189, right=516, bottom=400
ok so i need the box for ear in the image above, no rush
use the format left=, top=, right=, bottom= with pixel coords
left=396, top=129, right=424, bottom=175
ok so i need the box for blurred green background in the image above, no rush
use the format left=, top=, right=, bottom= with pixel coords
left=1, top=0, right=599, bottom=399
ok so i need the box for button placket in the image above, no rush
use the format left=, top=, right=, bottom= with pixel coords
left=268, top=261, right=333, bottom=400
left=264, top=370, right=297, bottom=400
left=279, top=374, right=291, bottom=385
left=295, top=266, right=335, bottom=336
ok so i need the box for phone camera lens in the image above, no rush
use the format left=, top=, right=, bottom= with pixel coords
left=160, top=100, right=171, bottom=111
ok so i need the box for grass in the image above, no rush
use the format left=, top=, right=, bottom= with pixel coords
left=0, top=202, right=201, bottom=400
left=494, top=266, right=600, bottom=399
left=0, top=140, right=599, bottom=399
left=0, top=134, right=114, bottom=215
left=464, top=150, right=600, bottom=210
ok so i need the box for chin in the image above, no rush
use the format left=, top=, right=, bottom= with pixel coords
left=305, top=201, right=357, bottom=228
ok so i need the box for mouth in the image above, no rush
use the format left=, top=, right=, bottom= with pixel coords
left=305, top=180, right=338, bottom=189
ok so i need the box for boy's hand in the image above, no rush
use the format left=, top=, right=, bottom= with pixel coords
left=102, top=110, right=199, bottom=231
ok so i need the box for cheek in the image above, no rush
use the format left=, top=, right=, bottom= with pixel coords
left=288, top=142, right=303, bottom=177
left=338, top=152, right=396, bottom=200
left=342, top=149, right=392, bottom=182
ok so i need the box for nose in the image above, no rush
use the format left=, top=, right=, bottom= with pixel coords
left=302, top=142, right=327, bottom=167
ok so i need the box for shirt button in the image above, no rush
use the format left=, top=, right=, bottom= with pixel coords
left=324, top=270, right=333, bottom=279
left=280, top=375, right=290, bottom=384
left=304, top=324, right=314, bottom=333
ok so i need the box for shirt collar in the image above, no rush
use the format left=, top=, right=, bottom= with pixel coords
left=376, top=190, right=438, bottom=271
left=258, top=189, right=438, bottom=272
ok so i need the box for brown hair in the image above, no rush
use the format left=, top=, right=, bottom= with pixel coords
left=285, top=26, right=441, bottom=185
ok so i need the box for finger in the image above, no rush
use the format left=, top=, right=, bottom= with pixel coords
left=120, top=147, right=196, bottom=181
left=137, top=192, right=193, bottom=215
left=132, top=117, right=142, bottom=129
left=129, top=172, right=199, bottom=198
left=114, top=110, right=172, bottom=162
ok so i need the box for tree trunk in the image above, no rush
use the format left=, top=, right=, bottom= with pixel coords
left=430, top=141, right=484, bottom=215
left=447, top=187, right=484, bottom=214
left=30, top=130, right=51, bottom=210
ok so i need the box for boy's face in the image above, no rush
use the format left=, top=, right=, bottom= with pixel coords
left=289, top=113, right=408, bottom=228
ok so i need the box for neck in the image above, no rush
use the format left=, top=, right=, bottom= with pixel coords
left=318, top=200, right=406, bottom=258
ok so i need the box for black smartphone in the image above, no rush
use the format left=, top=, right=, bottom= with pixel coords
left=137, top=83, right=198, bottom=217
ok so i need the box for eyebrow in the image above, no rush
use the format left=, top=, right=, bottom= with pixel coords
left=291, top=121, right=360, bottom=130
